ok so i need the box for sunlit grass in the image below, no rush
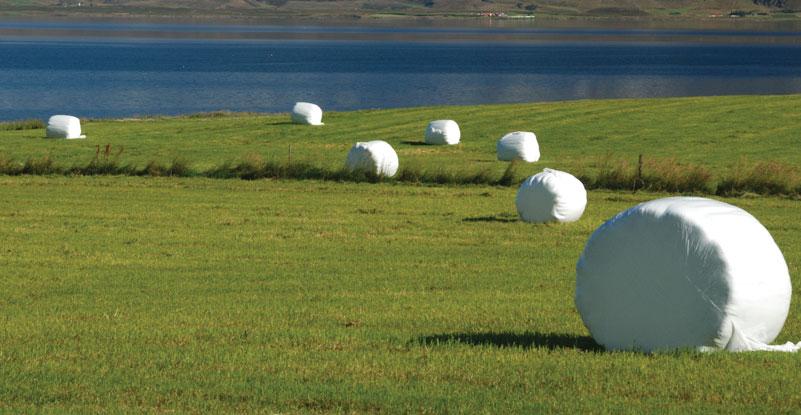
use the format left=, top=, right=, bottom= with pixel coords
left=1, top=176, right=801, bottom=412
left=2, top=95, right=801, bottom=411
left=1, top=95, right=801, bottom=195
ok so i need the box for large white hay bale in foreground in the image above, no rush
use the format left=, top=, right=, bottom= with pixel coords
left=497, top=131, right=540, bottom=162
left=424, top=120, right=460, bottom=145
left=291, top=102, right=323, bottom=125
left=576, top=197, right=801, bottom=353
left=46, top=115, right=85, bottom=139
left=346, top=140, right=399, bottom=177
left=516, top=168, right=586, bottom=223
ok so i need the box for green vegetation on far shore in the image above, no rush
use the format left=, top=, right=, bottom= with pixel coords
left=1, top=0, right=800, bottom=25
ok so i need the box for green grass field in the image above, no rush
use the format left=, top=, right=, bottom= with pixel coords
left=1, top=177, right=801, bottom=412
left=2, top=94, right=801, bottom=176
left=2, top=96, right=801, bottom=412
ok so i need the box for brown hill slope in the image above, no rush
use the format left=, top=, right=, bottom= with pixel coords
left=3, top=0, right=801, bottom=21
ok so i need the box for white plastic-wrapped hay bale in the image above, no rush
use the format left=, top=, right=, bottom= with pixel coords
left=46, top=115, right=85, bottom=139
left=346, top=140, right=399, bottom=177
left=515, top=168, right=587, bottom=223
left=576, top=197, right=801, bottom=353
left=291, top=102, right=323, bottom=125
left=497, top=131, right=540, bottom=162
left=424, top=120, right=460, bottom=145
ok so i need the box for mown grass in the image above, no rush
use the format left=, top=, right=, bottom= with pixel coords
left=1, top=96, right=801, bottom=411
left=1, top=176, right=801, bottom=412
left=0, top=95, right=798, bottom=172
left=2, top=95, right=801, bottom=195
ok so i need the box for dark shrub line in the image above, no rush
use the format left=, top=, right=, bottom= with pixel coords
left=0, top=153, right=799, bottom=197
left=0, top=119, right=45, bottom=131
left=579, top=157, right=801, bottom=197
left=578, top=155, right=714, bottom=194
left=0, top=155, right=525, bottom=187
left=716, top=161, right=801, bottom=196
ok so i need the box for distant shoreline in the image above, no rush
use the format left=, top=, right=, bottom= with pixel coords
left=1, top=18, right=800, bottom=45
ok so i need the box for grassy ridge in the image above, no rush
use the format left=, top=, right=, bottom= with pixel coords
left=1, top=176, right=801, bottom=412
left=2, top=95, right=801, bottom=194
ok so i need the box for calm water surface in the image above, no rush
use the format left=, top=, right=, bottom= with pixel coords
left=1, top=22, right=801, bottom=120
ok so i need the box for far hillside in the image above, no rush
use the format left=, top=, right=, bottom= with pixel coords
left=3, top=0, right=801, bottom=23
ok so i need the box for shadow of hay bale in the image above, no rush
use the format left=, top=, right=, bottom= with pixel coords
left=415, top=331, right=603, bottom=352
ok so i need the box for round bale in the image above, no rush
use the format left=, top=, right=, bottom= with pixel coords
left=46, top=115, right=85, bottom=139
left=424, top=120, right=460, bottom=145
left=291, top=102, right=323, bottom=125
left=346, top=140, right=399, bottom=178
left=516, top=168, right=587, bottom=223
left=497, top=131, right=540, bottom=162
left=576, top=197, right=800, bottom=352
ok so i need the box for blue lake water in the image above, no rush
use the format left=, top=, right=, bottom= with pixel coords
left=1, top=23, right=801, bottom=120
